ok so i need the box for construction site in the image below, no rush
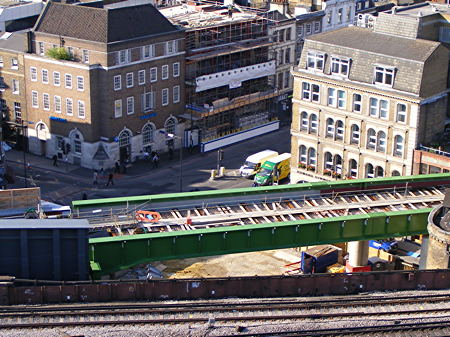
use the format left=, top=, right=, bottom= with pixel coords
left=160, top=1, right=287, bottom=148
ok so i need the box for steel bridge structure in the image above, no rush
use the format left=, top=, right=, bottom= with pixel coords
left=71, top=173, right=450, bottom=278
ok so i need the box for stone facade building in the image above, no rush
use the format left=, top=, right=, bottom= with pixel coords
left=290, top=26, right=448, bottom=183
left=24, top=1, right=185, bottom=169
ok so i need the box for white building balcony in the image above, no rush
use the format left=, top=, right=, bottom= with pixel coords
left=195, top=60, right=276, bottom=93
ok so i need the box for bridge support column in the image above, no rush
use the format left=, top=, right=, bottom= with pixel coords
left=346, top=240, right=370, bottom=272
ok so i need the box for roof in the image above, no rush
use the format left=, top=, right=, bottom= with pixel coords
left=34, top=2, right=179, bottom=43
left=0, top=31, right=27, bottom=52
left=306, top=26, right=440, bottom=62
left=0, top=219, right=90, bottom=229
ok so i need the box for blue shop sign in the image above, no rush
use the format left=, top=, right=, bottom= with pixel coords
left=50, top=116, right=68, bottom=123
left=140, top=112, right=157, bottom=120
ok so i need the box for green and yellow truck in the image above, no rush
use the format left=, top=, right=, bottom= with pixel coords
left=253, top=153, right=291, bottom=186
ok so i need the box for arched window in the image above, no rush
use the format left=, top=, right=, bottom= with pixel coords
left=69, top=129, right=84, bottom=155
left=365, top=163, right=374, bottom=178
left=164, top=117, right=177, bottom=135
left=335, top=120, right=344, bottom=140
left=119, top=129, right=131, bottom=148
left=300, top=111, right=308, bottom=131
left=334, top=154, right=342, bottom=174
left=349, top=159, right=357, bottom=178
left=324, top=152, right=333, bottom=170
left=367, top=128, right=376, bottom=149
left=375, top=166, right=384, bottom=178
left=309, top=114, right=318, bottom=133
left=376, top=131, right=386, bottom=153
left=307, top=147, right=316, bottom=167
left=393, top=135, right=404, bottom=157
left=299, top=145, right=307, bottom=164
left=36, top=122, right=49, bottom=140
left=350, top=124, right=359, bottom=144
left=142, top=123, right=154, bottom=145
left=326, top=118, right=334, bottom=138
left=391, top=170, right=401, bottom=176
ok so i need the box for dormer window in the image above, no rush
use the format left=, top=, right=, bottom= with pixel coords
left=307, top=51, right=324, bottom=71
left=331, top=57, right=349, bottom=76
left=374, top=66, right=395, bottom=86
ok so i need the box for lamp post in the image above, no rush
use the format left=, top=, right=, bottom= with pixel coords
left=161, top=131, right=183, bottom=192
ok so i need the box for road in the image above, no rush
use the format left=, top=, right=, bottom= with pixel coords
left=8, top=125, right=292, bottom=205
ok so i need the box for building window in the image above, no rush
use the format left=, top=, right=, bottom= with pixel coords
left=126, top=72, right=133, bottom=88
left=32, top=91, right=38, bottom=108
left=306, top=24, right=311, bottom=35
left=173, top=62, right=180, bottom=77
left=38, top=42, right=44, bottom=55
left=367, top=128, right=376, bottom=149
left=326, top=118, right=334, bottom=137
left=162, top=65, right=169, bottom=80
left=298, top=25, right=304, bottom=37
left=335, top=120, right=344, bottom=140
left=396, top=103, right=406, bottom=123
left=331, top=57, right=349, bottom=76
left=349, top=159, right=358, bottom=178
left=127, top=96, right=134, bottom=115
left=162, top=88, right=169, bottom=106
left=374, top=66, right=395, bottom=86
left=286, top=28, right=292, bottom=41
left=314, top=21, right=320, bottom=32
left=11, top=58, right=18, bottom=70
left=30, top=67, right=37, bottom=81
left=338, top=8, right=343, bottom=24
left=347, top=7, right=352, bottom=21
left=285, top=48, right=291, bottom=64
left=302, top=82, right=320, bottom=102
left=308, top=148, right=316, bottom=167
left=82, top=49, right=89, bottom=63
left=166, top=40, right=177, bottom=55
left=143, top=124, right=154, bottom=145
left=328, top=88, right=336, bottom=106
left=365, top=163, right=374, bottom=178
left=67, top=47, right=74, bottom=58
left=150, top=67, right=157, bottom=82
left=394, top=135, right=404, bottom=157
left=77, top=76, right=84, bottom=91
left=42, top=69, right=49, bottom=84
left=165, top=117, right=176, bottom=135
left=78, top=100, right=85, bottom=118
left=369, top=97, right=388, bottom=118
left=138, top=70, right=145, bottom=85
left=114, top=99, right=122, bottom=118
left=337, top=90, right=346, bottom=109
left=14, top=102, right=21, bottom=121
left=43, top=93, right=50, bottom=111
left=350, top=124, right=360, bottom=144
left=377, top=131, right=386, bottom=152
left=353, top=94, right=361, bottom=112
left=284, top=70, right=290, bottom=88
left=300, top=111, right=308, bottom=131
left=279, top=29, right=285, bottom=42
left=142, top=92, right=154, bottom=112
left=117, top=50, right=130, bottom=64
left=53, top=71, right=60, bottom=86
left=142, top=45, right=155, bottom=59
left=173, top=85, right=180, bottom=103
left=327, top=12, right=332, bottom=25
left=0, top=56, right=3, bottom=67
left=65, top=74, right=72, bottom=89
left=66, top=98, right=73, bottom=116
left=74, top=139, right=82, bottom=154
left=310, top=114, right=318, bottom=133
left=114, top=75, right=121, bottom=91
left=12, top=79, right=19, bottom=94
left=299, top=145, right=307, bottom=164
left=307, top=52, right=324, bottom=71
left=54, top=95, right=61, bottom=113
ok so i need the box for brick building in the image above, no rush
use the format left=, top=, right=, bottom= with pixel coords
left=290, top=26, right=448, bottom=183
left=24, top=1, right=185, bottom=169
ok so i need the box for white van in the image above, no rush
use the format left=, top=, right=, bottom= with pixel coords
left=239, top=150, right=278, bottom=178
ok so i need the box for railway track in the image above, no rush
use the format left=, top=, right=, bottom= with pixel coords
left=2, top=292, right=450, bottom=331
left=84, top=186, right=445, bottom=235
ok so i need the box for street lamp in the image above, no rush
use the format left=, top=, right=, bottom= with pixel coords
left=160, top=131, right=183, bottom=192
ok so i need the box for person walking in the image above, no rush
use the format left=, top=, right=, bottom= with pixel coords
left=114, top=161, right=120, bottom=174
left=105, top=172, right=114, bottom=187
left=52, top=154, right=58, bottom=167
left=152, top=152, right=159, bottom=168
left=92, top=170, right=98, bottom=186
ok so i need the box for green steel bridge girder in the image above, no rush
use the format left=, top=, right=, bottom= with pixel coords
left=89, top=208, right=431, bottom=278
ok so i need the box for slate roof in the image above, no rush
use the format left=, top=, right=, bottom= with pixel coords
left=34, top=2, right=179, bottom=43
left=306, top=26, right=440, bottom=62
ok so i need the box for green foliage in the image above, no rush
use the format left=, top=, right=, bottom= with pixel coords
left=46, top=47, right=71, bottom=61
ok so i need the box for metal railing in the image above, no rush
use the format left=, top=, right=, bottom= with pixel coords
left=419, top=144, right=450, bottom=158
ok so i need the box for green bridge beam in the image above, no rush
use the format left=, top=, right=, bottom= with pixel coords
left=89, top=208, right=431, bottom=278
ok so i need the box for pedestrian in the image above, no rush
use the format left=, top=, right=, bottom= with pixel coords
left=52, top=154, right=58, bottom=167
left=93, top=170, right=98, bottom=186
left=105, top=172, right=114, bottom=187
left=152, top=152, right=159, bottom=168
left=82, top=193, right=88, bottom=200
left=100, top=167, right=105, bottom=176
left=114, top=161, right=120, bottom=174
